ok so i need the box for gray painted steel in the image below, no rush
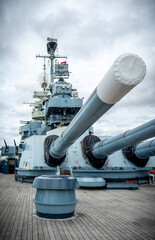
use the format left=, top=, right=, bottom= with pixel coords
left=49, top=53, right=146, bottom=160
left=134, top=139, right=155, bottom=159
left=33, top=175, right=78, bottom=189
left=15, top=37, right=154, bottom=188
left=77, top=177, right=106, bottom=187
left=49, top=89, right=113, bottom=159
left=33, top=175, right=78, bottom=219
left=92, top=119, right=155, bottom=158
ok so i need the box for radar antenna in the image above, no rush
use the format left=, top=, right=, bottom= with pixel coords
left=36, top=37, right=67, bottom=84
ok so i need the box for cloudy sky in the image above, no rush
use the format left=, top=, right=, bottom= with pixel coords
left=0, top=0, right=155, bottom=147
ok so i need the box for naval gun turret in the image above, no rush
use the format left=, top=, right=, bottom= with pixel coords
left=0, top=140, right=22, bottom=174
left=43, top=52, right=155, bottom=188
left=83, top=119, right=155, bottom=168
left=16, top=38, right=155, bottom=188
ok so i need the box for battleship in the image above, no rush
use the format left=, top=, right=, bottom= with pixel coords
left=0, top=37, right=155, bottom=237
left=13, top=37, right=155, bottom=189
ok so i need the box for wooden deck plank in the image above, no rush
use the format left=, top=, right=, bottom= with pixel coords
left=0, top=189, right=16, bottom=233
left=0, top=181, right=20, bottom=229
left=77, top=193, right=129, bottom=240
left=70, top=219, right=90, bottom=240
left=75, top=217, right=101, bottom=240
left=59, top=221, right=76, bottom=240
left=36, top=218, right=45, bottom=240
left=78, top=189, right=155, bottom=240
left=41, top=220, right=50, bottom=240
left=46, top=221, right=55, bottom=240
left=20, top=185, right=30, bottom=240
left=79, top=195, right=145, bottom=240
left=15, top=189, right=28, bottom=239
left=64, top=220, right=80, bottom=240
left=76, top=201, right=118, bottom=240
left=55, top=221, right=68, bottom=240
left=9, top=187, right=27, bottom=240
left=0, top=189, right=23, bottom=239
left=0, top=173, right=155, bottom=240
left=50, top=221, right=62, bottom=240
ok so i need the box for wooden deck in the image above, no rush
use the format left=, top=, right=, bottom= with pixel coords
left=0, top=173, right=155, bottom=240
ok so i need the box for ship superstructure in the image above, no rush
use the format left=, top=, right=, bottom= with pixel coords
left=19, top=59, right=51, bottom=142
left=16, top=38, right=84, bottom=182
left=36, top=38, right=82, bottom=128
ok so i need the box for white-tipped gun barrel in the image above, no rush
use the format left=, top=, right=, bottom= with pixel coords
left=134, top=139, right=155, bottom=159
left=49, top=53, right=146, bottom=160
left=92, top=119, right=155, bottom=159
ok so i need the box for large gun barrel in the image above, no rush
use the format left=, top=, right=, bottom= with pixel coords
left=47, top=53, right=146, bottom=165
left=122, top=138, right=155, bottom=167
left=82, top=119, right=155, bottom=169
left=134, top=139, right=155, bottom=159
left=92, top=119, right=155, bottom=159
